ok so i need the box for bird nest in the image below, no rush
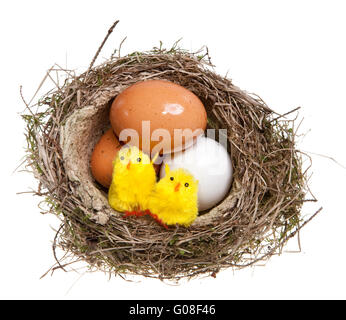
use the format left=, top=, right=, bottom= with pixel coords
left=21, top=28, right=320, bottom=280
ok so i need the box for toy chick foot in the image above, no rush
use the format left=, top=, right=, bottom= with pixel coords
left=124, top=210, right=147, bottom=217
left=144, top=210, right=169, bottom=230
left=124, top=209, right=168, bottom=229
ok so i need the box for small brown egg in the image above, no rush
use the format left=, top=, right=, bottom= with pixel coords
left=90, top=128, right=122, bottom=188
left=110, top=80, right=207, bottom=154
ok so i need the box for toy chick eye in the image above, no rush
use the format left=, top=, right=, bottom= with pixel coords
left=120, top=156, right=125, bottom=161
left=170, top=177, right=174, bottom=181
left=184, top=183, right=189, bottom=187
left=137, top=157, right=141, bottom=162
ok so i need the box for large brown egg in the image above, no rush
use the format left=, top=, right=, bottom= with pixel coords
left=110, top=80, right=207, bottom=154
left=90, top=128, right=122, bottom=188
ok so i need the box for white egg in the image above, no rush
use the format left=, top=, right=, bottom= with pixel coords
left=160, top=136, right=233, bottom=211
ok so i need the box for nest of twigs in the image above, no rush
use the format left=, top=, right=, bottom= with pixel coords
left=21, top=23, right=320, bottom=280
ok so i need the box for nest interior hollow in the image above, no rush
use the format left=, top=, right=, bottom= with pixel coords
left=23, top=46, right=314, bottom=280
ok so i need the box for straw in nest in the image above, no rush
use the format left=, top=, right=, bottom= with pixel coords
left=21, top=22, right=321, bottom=280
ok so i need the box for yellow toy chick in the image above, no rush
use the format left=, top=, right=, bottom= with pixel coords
left=108, top=146, right=158, bottom=212
left=144, top=164, right=199, bottom=227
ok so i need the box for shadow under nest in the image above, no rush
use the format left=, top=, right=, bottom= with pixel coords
left=22, top=44, right=319, bottom=280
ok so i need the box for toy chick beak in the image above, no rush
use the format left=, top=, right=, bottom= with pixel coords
left=127, top=161, right=131, bottom=170
left=174, top=182, right=181, bottom=192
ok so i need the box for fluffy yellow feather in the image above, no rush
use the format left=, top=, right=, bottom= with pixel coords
left=108, top=146, right=157, bottom=212
left=144, top=164, right=199, bottom=227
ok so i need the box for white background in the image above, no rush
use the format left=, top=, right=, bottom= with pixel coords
left=1, top=0, right=346, bottom=300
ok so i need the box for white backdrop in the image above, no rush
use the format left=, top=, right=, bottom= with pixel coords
left=1, top=0, right=346, bottom=299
